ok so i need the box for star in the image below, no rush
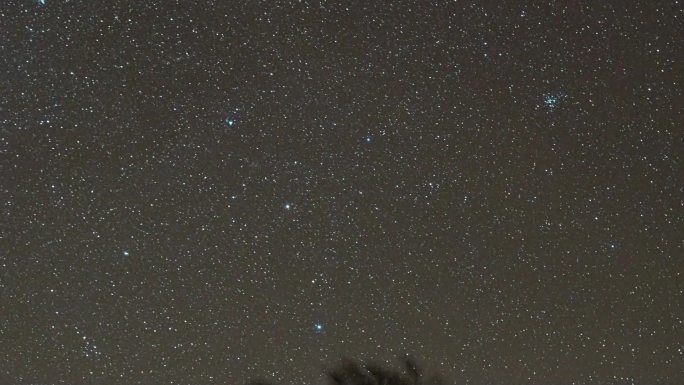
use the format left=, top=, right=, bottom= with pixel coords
left=284, top=203, right=292, bottom=210
left=314, top=323, right=324, bottom=333
left=122, top=250, right=129, bottom=257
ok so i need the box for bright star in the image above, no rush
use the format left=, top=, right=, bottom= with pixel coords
left=284, top=203, right=291, bottom=210
left=314, top=323, right=324, bottom=332
left=122, top=250, right=129, bottom=257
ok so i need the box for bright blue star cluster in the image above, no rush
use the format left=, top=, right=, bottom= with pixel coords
left=543, top=92, right=566, bottom=110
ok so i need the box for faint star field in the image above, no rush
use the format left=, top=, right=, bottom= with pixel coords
left=1, top=2, right=682, bottom=385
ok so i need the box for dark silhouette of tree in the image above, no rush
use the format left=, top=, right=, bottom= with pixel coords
left=249, top=357, right=446, bottom=385
left=328, top=357, right=445, bottom=385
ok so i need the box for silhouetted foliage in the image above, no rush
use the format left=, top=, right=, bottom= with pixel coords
left=248, top=357, right=446, bottom=385
left=327, top=357, right=444, bottom=385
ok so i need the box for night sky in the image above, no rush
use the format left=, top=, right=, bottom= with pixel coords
left=1, top=1, right=683, bottom=385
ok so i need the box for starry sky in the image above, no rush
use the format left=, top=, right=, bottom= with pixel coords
left=1, top=1, right=683, bottom=385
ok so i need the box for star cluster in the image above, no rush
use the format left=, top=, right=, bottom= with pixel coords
left=1, top=2, right=682, bottom=385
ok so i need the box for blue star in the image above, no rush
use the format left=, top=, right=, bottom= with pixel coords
left=225, top=118, right=235, bottom=127
left=122, top=250, right=130, bottom=257
left=38, top=0, right=45, bottom=4
left=314, top=323, right=324, bottom=332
